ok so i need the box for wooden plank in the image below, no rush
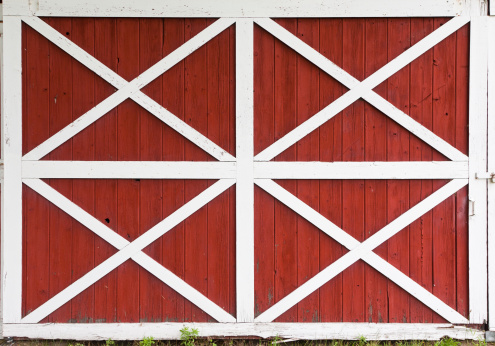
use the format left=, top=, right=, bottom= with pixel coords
left=21, top=17, right=236, bottom=162
left=93, top=17, right=118, bottom=324
left=21, top=179, right=236, bottom=323
left=455, top=21, right=470, bottom=320
left=235, top=19, right=254, bottom=323
left=45, top=17, right=73, bottom=322
left=363, top=18, right=388, bottom=323
left=183, top=18, right=209, bottom=322
left=21, top=179, right=235, bottom=323
left=469, top=15, right=488, bottom=324
left=70, top=17, right=96, bottom=324
left=161, top=18, right=186, bottom=323
left=387, top=18, right=411, bottom=323
left=254, top=16, right=470, bottom=162
left=23, top=18, right=51, bottom=322
left=342, top=18, right=365, bottom=323
left=1, top=15, right=22, bottom=323
left=3, top=323, right=483, bottom=341
left=273, top=18, right=298, bottom=323
left=253, top=180, right=469, bottom=324
left=295, top=18, right=320, bottom=323
left=14, top=0, right=468, bottom=17
left=138, top=18, right=163, bottom=323
left=255, top=179, right=468, bottom=322
left=116, top=17, right=140, bottom=323
left=489, top=16, right=495, bottom=331
left=432, top=17, right=457, bottom=323
left=206, top=17, right=232, bottom=319
left=253, top=21, right=275, bottom=320
left=253, top=162, right=468, bottom=180
left=409, top=18, right=434, bottom=323
left=318, top=18, right=344, bottom=323
left=22, top=161, right=237, bottom=179
left=254, top=17, right=467, bottom=163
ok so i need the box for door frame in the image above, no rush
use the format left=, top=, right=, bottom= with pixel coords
left=1, top=0, right=490, bottom=340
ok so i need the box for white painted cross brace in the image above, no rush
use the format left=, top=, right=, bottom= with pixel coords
left=21, top=178, right=236, bottom=324
left=254, top=178, right=469, bottom=323
left=21, top=16, right=236, bottom=162
left=254, top=16, right=470, bottom=162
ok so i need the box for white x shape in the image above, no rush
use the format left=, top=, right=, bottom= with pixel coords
left=255, top=178, right=469, bottom=324
left=17, top=16, right=471, bottom=324
left=21, top=178, right=236, bottom=324
left=253, top=17, right=469, bottom=163
left=21, top=16, right=236, bottom=162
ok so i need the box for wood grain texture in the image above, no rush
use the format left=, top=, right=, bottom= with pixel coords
left=20, top=17, right=469, bottom=324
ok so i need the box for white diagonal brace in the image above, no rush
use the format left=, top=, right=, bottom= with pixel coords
left=21, top=178, right=236, bottom=323
left=254, top=178, right=468, bottom=322
left=254, top=16, right=470, bottom=162
left=254, top=179, right=468, bottom=324
left=21, top=16, right=236, bottom=162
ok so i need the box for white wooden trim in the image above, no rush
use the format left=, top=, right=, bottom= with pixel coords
left=255, top=179, right=468, bottom=322
left=254, top=179, right=469, bottom=324
left=254, top=18, right=468, bottom=163
left=21, top=16, right=236, bottom=162
left=22, top=161, right=237, bottom=179
left=236, top=19, right=255, bottom=323
left=21, top=161, right=469, bottom=180
left=253, top=161, right=468, bottom=180
left=21, top=179, right=235, bottom=323
left=469, top=15, right=489, bottom=324
left=2, top=0, right=468, bottom=17
left=254, top=16, right=470, bottom=162
left=22, top=179, right=235, bottom=323
left=489, top=15, right=495, bottom=332
left=1, top=16, right=23, bottom=324
left=2, top=323, right=483, bottom=341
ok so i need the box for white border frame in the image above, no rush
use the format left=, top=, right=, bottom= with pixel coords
left=1, top=0, right=490, bottom=340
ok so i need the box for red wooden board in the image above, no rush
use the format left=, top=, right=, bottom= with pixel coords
left=21, top=17, right=468, bottom=323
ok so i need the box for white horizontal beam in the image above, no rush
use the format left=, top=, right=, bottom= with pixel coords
left=3, top=0, right=467, bottom=17
left=21, top=161, right=469, bottom=180
left=22, top=161, right=237, bottom=179
left=254, top=161, right=468, bottom=179
left=3, top=323, right=483, bottom=341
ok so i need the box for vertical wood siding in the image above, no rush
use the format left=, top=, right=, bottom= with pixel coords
left=253, top=18, right=469, bottom=323
left=22, top=18, right=236, bottom=323
left=21, top=17, right=468, bottom=323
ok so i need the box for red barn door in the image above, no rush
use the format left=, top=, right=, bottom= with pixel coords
left=1, top=0, right=489, bottom=340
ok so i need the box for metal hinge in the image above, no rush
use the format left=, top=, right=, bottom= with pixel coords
left=476, top=172, right=495, bottom=183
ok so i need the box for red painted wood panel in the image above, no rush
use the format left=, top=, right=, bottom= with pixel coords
left=253, top=18, right=469, bottom=323
left=409, top=18, right=435, bottom=323
left=22, top=18, right=236, bottom=323
left=364, top=18, right=388, bottom=323
left=21, top=17, right=469, bottom=324
left=341, top=19, right=366, bottom=322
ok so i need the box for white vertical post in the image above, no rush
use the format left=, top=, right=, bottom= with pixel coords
left=488, top=16, right=495, bottom=331
left=469, top=14, right=488, bottom=324
left=1, top=15, right=23, bottom=324
left=236, top=19, right=254, bottom=322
